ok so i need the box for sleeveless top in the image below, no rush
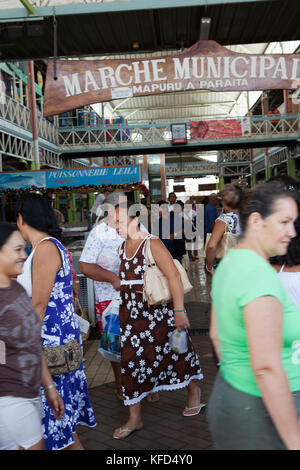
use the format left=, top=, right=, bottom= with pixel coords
left=278, top=264, right=300, bottom=310
left=217, top=212, right=242, bottom=236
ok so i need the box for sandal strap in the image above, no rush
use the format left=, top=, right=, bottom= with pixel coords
left=184, top=403, right=206, bottom=411
left=119, top=427, right=133, bottom=433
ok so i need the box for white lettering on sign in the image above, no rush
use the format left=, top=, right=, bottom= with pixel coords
left=61, top=55, right=300, bottom=98
left=44, top=41, right=300, bottom=118
left=62, top=73, right=82, bottom=97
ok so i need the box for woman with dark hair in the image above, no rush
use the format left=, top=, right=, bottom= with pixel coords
left=0, top=222, right=64, bottom=450
left=16, top=193, right=96, bottom=450
left=112, top=201, right=204, bottom=440
left=208, top=180, right=300, bottom=450
left=205, top=184, right=243, bottom=275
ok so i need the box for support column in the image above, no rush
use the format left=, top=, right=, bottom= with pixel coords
left=142, top=155, right=150, bottom=205
left=261, top=93, right=271, bottom=180
left=249, top=149, right=256, bottom=187
left=0, top=153, right=4, bottom=221
left=143, top=155, right=149, bottom=178
left=67, top=194, right=77, bottom=223
left=284, top=89, right=292, bottom=114
left=218, top=176, right=225, bottom=191
left=160, top=154, right=166, bottom=200
left=287, top=157, right=296, bottom=178
left=88, top=193, right=95, bottom=210
left=26, top=61, right=40, bottom=170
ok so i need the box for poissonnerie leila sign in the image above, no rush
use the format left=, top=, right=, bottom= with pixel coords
left=44, top=40, right=300, bottom=117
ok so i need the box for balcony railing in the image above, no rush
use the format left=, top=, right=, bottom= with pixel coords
left=57, top=114, right=300, bottom=152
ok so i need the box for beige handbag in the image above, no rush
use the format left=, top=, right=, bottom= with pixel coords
left=143, top=236, right=193, bottom=306
left=205, top=215, right=238, bottom=259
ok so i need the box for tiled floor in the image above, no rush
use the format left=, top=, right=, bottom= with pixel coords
left=78, top=254, right=217, bottom=450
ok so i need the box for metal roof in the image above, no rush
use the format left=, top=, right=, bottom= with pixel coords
left=0, top=0, right=300, bottom=61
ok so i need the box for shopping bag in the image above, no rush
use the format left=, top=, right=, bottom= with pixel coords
left=75, top=297, right=90, bottom=342
left=97, top=297, right=121, bottom=363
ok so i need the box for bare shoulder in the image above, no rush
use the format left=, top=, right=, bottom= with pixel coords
left=34, top=240, right=61, bottom=265
left=149, top=237, right=166, bottom=252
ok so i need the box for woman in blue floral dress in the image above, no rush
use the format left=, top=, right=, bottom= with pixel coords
left=16, top=193, right=96, bottom=450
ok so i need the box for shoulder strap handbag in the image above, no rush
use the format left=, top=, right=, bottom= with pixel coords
left=143, top=236, right=193, bottom=306
left=31, top=238, right=82, bottom=376
left=215, top=215, right=238, bottom=259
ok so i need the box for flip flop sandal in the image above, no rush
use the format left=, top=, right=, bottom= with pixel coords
left=146, top=393, right=160, bottom=403
left=113, top=427, right=143, bottom=440
left=182, top=403, right=206, bottom=417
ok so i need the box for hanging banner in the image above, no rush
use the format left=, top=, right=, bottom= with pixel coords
left=44, top=40, right=300, bottom=117
left=0, top=165, right=142, bottom=190
left=190, top=118, right=251, bottom=140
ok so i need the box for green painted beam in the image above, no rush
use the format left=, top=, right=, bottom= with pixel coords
left=19, top=0, right=36, bottom=16
left=0, top=0, right=278, bottom=21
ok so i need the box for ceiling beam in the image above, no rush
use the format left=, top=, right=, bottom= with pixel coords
left=1, top=0, right=277, bottom=21
left=116, top=102, right=235, bottom=112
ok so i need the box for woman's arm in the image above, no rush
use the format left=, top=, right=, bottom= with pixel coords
left=31, top=241, right=61, bottom=322
left=205, top=219, right=225, bottom=273
left=150, top=238, right=189, bottom=332
left=40, top=353, right=64, bottom=420
left=78, top=261, right=120, bottom=291
left=244, top=296, right=300, bottom=450
left=209, top=306, right=221, bottom=362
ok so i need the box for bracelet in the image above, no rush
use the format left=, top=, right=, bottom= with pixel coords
left=174, top=308, right=186, bottom=313
left=44, top=383, right=57, bottom=392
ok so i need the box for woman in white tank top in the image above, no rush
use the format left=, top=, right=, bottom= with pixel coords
left=271, top=210, right=300, bottom=309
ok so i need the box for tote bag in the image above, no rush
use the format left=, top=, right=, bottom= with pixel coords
left=143, top=237, right=193, bottom=306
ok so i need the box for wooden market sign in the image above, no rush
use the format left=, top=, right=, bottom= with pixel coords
left=43, top=40, right=300, bottom=117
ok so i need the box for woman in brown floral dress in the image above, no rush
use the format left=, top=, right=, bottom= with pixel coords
left=113, top=203, right=204, bottom=440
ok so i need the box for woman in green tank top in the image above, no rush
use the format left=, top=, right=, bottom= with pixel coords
left=208, top=180, right=300, bottom=450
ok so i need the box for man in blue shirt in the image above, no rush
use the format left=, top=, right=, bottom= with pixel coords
left=204, top=193, right=219, bottom=241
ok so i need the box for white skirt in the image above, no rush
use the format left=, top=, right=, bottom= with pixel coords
left=0, top=396, right=44, bottom=450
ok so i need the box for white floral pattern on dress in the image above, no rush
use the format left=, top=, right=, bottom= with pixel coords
left=118, top=237, right=203, bottom=407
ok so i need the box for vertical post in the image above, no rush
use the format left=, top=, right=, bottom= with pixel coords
left=287, top=156, right=296, bottom=178
left=218, top=176, right=225, bottom=191
left=88, top=192, right=95, bottom=210
left=249, top=149, right=256, bottom=187
left=26, top=61, right=40, bottom=170
left=160, top=154, right=166, bottom=200
left=0, top=152, right=3, bottom=221
left=70, top=193, right=77, bottom=223
left=261, top=93, right=271, bottom=180
left=283, top=89, right=292, bottom=114
left=143, top=155, right=149, bottom=177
